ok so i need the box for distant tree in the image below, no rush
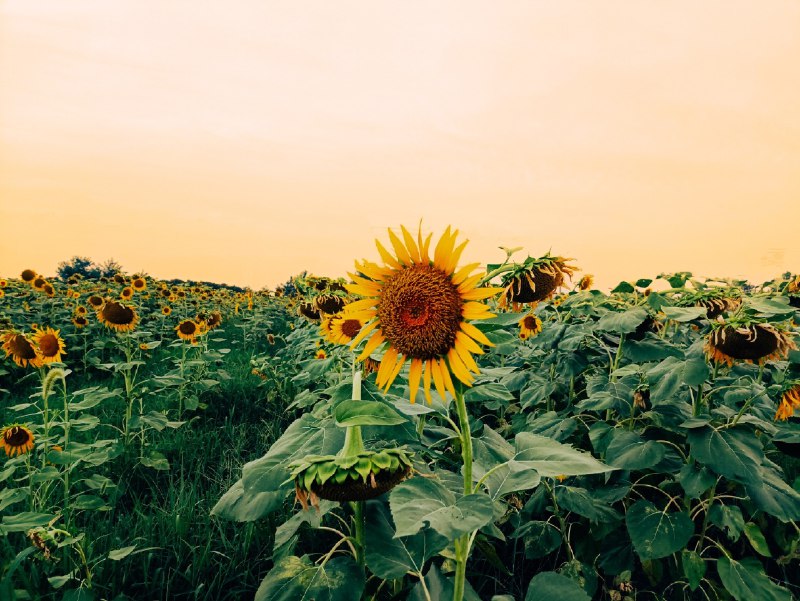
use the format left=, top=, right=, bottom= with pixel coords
left=97, top=259, right=124, bottom=278
left=56, top=256, right=100, bottom=281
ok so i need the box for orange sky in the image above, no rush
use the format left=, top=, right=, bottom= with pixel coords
left=1, top=1, right=799, bottom=290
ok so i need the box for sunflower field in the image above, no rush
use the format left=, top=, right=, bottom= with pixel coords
left=1, top=226, right=799, bottom=601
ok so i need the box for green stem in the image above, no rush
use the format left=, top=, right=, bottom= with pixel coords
left=352, top=500, right=366, bottom=569
left=338, top=370, right=365, bottom=458
left=452, top=387, right=473, bottom=601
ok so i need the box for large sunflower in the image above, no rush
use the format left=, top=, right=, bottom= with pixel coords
left=96, top=301, right=139, bottom=332
left=1, top=425, right=35, bottom=457
left=176, top=319, right=199, bottom=341
left=344, top=225, right=501, bottom=403
left=31, top=327, right=66, bottom=364
left=1, top=331, right=43, bottom=368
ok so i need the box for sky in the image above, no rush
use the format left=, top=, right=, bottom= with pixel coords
left=1, top=1, right=799, bottom=290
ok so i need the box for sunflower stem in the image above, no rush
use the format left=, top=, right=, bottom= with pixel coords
left=351, top=500, right=366, bottom=570
left=452, top=387, right=473, bottom=601
left=338, top=369, right=365, bottom=458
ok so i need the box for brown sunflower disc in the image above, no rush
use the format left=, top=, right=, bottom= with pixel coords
left=311, top=467, right=411, bottom=502
left=299, top=302, right=321, bottom=320
left=789, top=295, right=800, bottom=308
left=508, top=269, right=563, bottom=303
left=711, top=325, right=780, bottom=361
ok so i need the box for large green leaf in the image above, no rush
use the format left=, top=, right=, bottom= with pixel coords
left=483, top=460, right=541, bottom=500
left=625, top=500, right=694, bottom=560
left=594, top=307, right=649, bottom=334
left=604, top=430, right=666, bottom=471
left=334, top=399, right=406, bottom=427
left=716, top=556, right=791, bottom=601
left=464, top=382, right=515, bottom=404
left=0, top=512, right=55, bottom=534
left=389, top=478, right=494, bottom=541
left=211, top=479, right=284, bottom=522
left=254, top=555, right=364, bottom=601
left=681, top=550, right=706, bottom=591
left=744, top=465, right=800, bottom=521
left=687, top=426, right=764, bottom=486
left=661, top=306, right=707, bottom=322
left=513, top=433, right=615, bottom=478
left=556, top=486, right=621, bottom=523
left=525, top=572, right=590, bottom=601
left=364, top=501, right=447, bottom=580
left=242, top=414, right=344, bottom=494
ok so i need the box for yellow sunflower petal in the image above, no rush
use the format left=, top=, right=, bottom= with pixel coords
left=460, top=321, right=494, bottom=348
left=357, top=330, right=385, bottom=361
left=447, top=348, right=475, bottom=385
left=346, top=283, right=382, bottom=297
left=455, top=331, right=485, bottom=355
left=461, top=286, right=504, bottom=301
left=343, top=299, right=379, bottom=313
left=462, top=302, right=495, bottom=320
left=433, top=226, right=455, bottom=271
left=445, top=239, right=469, bottom=275
left=350, top=319, right=379, bottom=347
left=452, top=262, right=482, bottom=286
left=440, top=358, right=457, bottom=398
left=431, top=358, right=447, bottom=402
left=454, top=338, right=481, bottom=373
left=408, top=358, right=423, bottom=404
left=376, top=346, right=400, bottom=388
left=418, top=228, right=432, bottom=263
left=401, top=225, right=421, bottom=264
left=388, top=229, right=413, bottom=266
left=375, top=239, right=403, bottom=269
left=423, top=359, right=434, bottom=404
left=384, top=355, right=406, bottom=392
left=457, top=273, right=483, bottom=293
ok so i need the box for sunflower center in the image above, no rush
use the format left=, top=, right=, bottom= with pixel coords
left=5, top=426, right=31, bottom=446
left=341, top=319, right=362, bottom=339
left=38, top=334, right=60, bottom=357
left=522, top=316, right=538, bottom=330
left=10, top=335, right=37, bottom=360
left=103, top=302, right=135, bottom=325
left=179, top=321, right=197, bottom=335
left=377, top=264, right=462, bottom=360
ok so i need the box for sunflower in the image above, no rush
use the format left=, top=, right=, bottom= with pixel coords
left=0, top=279, right=7, bottom=287
left=87, top=295, right=104, bottom=308
left=113, top=273, right=126, bottom=284
left=578, top=275, right=594, bottom=291
left=120, top=287, right=134, bottom=300
left=32, top=276, right=47, bottom=291
left=96, top=301, right=139, bottom=332
left=42, top=283, right=55, bottom=297
left=132, top=277, right=146, bottom=291
left=344, top=225, right=502, bottom=404
left=0, top=290, right=4, bottom=299
left=75, top=306, right=87, bottom=316
left=705, top=323, right=795, bottom=367
left=330, top=314, right=364, bottom=345
left=31, top=327, right=66, bottom=364
left=161, top=306, right=172, bottom=316
left=1, top=331, right=43, bottom=368
left=205, top=311, right=222, bottom=330
left=72, top=315, right=88, bottom=329
left=315, top=349, right=327, bottom=360
left=20, top=269, right=36, bottom=283
left=176, top=319, right=199, bottom=341
left=1, top=425, right=35, bottom=457
left=775, top=384, right=800, bottom=421
left=518, top=313, right=543, bottom=340
left=298, top=302, right=321, bottom=321
left=498, top=254, right=577, bottom=310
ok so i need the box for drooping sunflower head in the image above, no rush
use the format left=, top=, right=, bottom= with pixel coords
left=578, top=275, right=594, bottom=291
left=132, top=277, right=146, bottom=291
left=705, top=322, right=796, bottom=367
left=1, top=331, right=43, bottom=368
left=498, top=254, right=577, bottom=309
left=97, top=301, right=139, bottom=332
left=344, top=225, right=502, bottom=404
left=1, top=424, right=35, bottom=457
left=20, top=269, right=36, bottom=283
left=31, top=327, right=66, bottom=364
left=518, top=313, right=543, bottom=340
left=298, top=302, right=321, bottom=321
left=314, top=294, right=346, bottom=315
left=176, top=319, right=199, bottom=341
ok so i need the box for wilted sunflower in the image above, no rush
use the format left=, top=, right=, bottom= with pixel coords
left=31, top=327, right=66, bottom=364
left=205, top=311, right=222, bottom=330
left=775, top=384, right=800, bottom=421
left=72, top=315, right=88, bottom=329
left=344, top=225, right=502, bottom=403
left=1, top=425, right=35, bottom=457
left=87, top=295, right=104, bottom=309
left=132, top=277, right=146, bottom=291
left=20, top=269, right=36, bottom=283
left=1, top=331, right=43, bottom=368
left=120, top=287, right=134, bottom=300
left=97, top=301, right=139, bottom=332
left=498, top=254, right=577, bottom=310
left=578, top=275, right=594, bottom=291
left=161, top=306, right=172, bottom=316
left=705, top=322, right=795, bottom=367
left=175, top=319, right=199, bottom=341
left=518, top=313, right=543, bottom=340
